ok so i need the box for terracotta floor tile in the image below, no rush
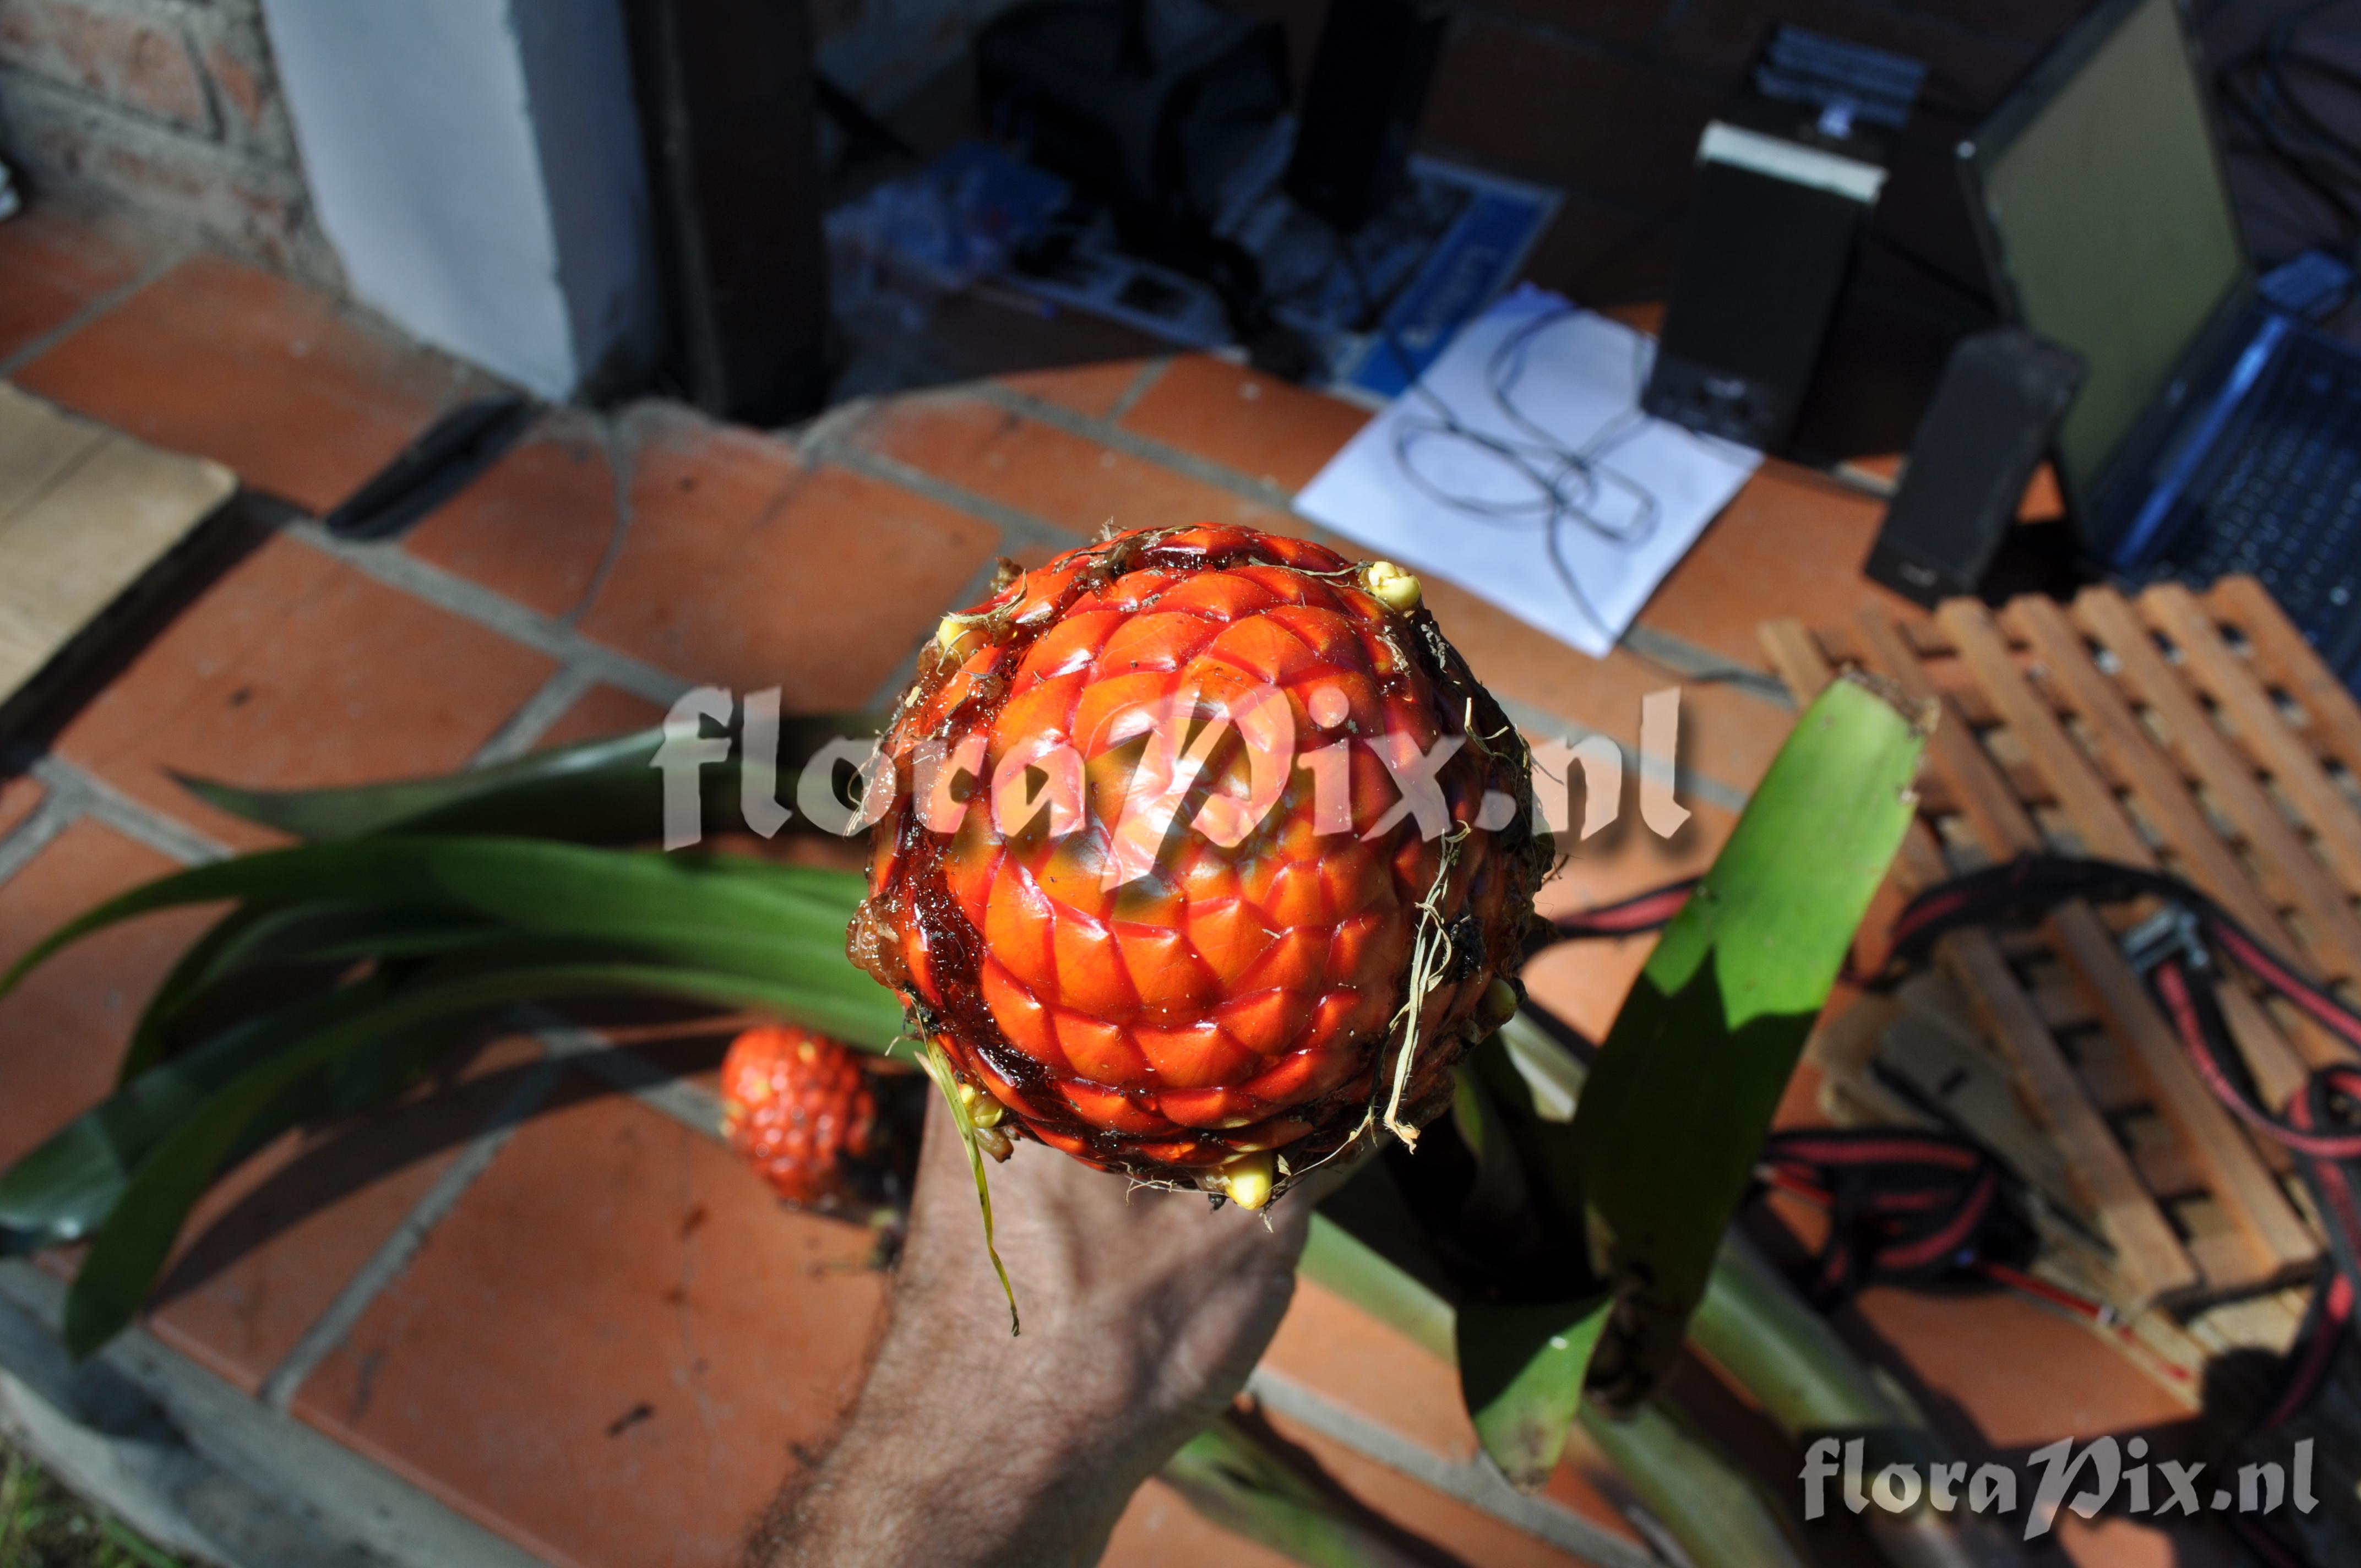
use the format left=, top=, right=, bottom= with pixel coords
left=402, top=409, right=619, bottom=619
left=1838, top=1285, right=2241, bottom=1568
left=53, top=532, right=559, bottom=850
left=846, top=390, right=1294, bottom=540
left=1419, top=575, right=1794, bottom=799
left=1847, top=1285, right=2193, bottom=1453
left=0, top=819, right=215, bottom=1170
left=578, top=405, right=1001, bottom=706
left=532, top=684, right=666, bottom=752
left=148, top=1033, right=547, bottom=1396
left=1264, top=1287, right=1646, bottom=1556
left=997, top=358, right=1156, bottom=420
left=0, top=774, right=45, bottom=842
left=1639, top=464, right=1925, bottom=666
left=12, top=252, right=483, bottom=514
left=1119, top=355, right=1371, bottom=494
left=1105, top=1476, right=1298, bottom=1568
left=291, top=1076, right=888, bottom=1568
left=0, top=203, right=152, bottom=363
left=1264, top=1278, right=1479, bottom=1463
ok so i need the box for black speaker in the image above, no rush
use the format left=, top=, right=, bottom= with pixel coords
left=1642, top=117, right=1886, bottom=450
left=1864, top=328, right=2085, bottom=606
left=1284, top=0, right=1452, bottom=234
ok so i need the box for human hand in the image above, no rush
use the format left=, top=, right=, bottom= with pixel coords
left=753, top=1093, right=1328, bottom=1567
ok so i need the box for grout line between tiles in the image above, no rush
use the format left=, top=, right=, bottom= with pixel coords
left=1244, top=1367, right=1663, bottom=1568
left=562, top=408, right=637, bottom=628
left=528, top=1011, right=727, bottom=1140
left=1617, top=624, right=1794, bottom=708
left=257, top=1055, right=568, bottom=1412
left=966, top=377, right=1301, bottom=514
left=12, top=750, right=229, bottom=865
left=287, top=520, right=690, bottom=707
left=469, top=662, right=603, bottom=766
left=856, top=551, right=1017, bottom=715
left=809, top=431, right=1080, bottom=556
left=0, top=241, right=194, bottom=382
left=1101, top=356, right=1173, bottom=423
left=0, top=794, right=77, bottom=888
left=0, top=1259, right=549, bottom=1568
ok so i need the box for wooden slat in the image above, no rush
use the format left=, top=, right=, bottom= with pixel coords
left=1757, top=619, right=1835, bottom=702
left=2208, top=574, right=2361, bottom=785
left=2075, top=1042, right=2149, bottom=1114
left=1946, top=601, right=2324, bottom=1104
left=2126, top=1124, right=2206, bottom=1200
left=2031, top=978, right=2098, bottom=1030
left=2047, top=899, right=2318, bottom=1280
left=2074, top=587, right=2361, bottom=986
left=1938, top=602, right=2153, bottom=863
left=1849, top=608, right=2201, bottom=1300
left=1941, top=932, right=2198, bottom=1304
left=1865, top=606, right=2315, bottom=1290
left=1853, top=610, right=2043, bottom=853
left=2143, top=582, right=2361, bottom=899
left=2009, top=595, right=2361, bottom=989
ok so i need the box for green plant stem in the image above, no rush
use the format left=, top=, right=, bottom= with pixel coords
left=1692, top=1233, right=2025, bottom=1568
left=1160, top=1413, right=1434, bottom=1568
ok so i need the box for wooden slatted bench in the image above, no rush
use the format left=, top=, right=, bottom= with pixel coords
left=1764, top=576, right=2361, bottom=1315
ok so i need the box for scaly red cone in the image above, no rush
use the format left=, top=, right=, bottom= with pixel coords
left=720, top=1024, right=879, bottom=1206
left=850, top=525, right=1548, bottom=1208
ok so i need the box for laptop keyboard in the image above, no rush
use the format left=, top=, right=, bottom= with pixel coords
left=2148, top=330, right=2361, bottom=680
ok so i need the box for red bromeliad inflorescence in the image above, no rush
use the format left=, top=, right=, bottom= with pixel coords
left=720, top=1024, right=880, bottom=1206
left=850, top=525, right=1550, bottom=1208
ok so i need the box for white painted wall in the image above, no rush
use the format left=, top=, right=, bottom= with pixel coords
left=258, top=0, right=660, bottom=400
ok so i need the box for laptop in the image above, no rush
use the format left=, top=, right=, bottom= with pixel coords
left=1960, top=0, right=2361, bottom=685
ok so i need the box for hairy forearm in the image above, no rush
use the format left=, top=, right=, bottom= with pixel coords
left=752, top=1295, right=1162, bottom=1567
left=749, top=1107, right=1315, bottom=1568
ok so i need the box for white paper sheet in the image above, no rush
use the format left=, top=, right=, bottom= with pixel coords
left=1292, top=286, right=1762, bottom=658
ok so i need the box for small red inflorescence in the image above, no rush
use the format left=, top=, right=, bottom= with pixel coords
left=849, top=525, right=1548, bottom=1208
left=720, top=1025, right=879, bottom=1206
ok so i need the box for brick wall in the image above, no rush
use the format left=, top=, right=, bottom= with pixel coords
left=0, top=0, right=331, bottom=280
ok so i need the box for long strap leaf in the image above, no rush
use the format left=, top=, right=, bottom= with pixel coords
left=118, top=905, right=509, bottom=1085
left=179, top=712, right=874, bottom=842
left=60, top=959, right=909, bottom=1354
left=1, top=982, right=400, bottom=1242
left=0, top=839, right=871, bottom=1003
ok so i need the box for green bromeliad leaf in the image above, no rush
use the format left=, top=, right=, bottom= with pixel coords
left=116, top=905, right=509, bottom=1085
left=176, top=714, right=873, bottom=843
left=1455, top=1294, right=1613, bottom=1490
left=0, top=839, right=884, bottom=1026
left=1569, top=672, right=1927, bottom=1407
left=0, top=983, right=398, bottom=1245
left=56, top=958, right=903, bottom=1354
